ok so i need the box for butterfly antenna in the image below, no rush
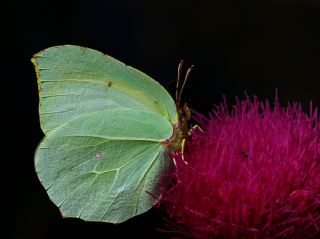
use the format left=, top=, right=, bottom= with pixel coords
left=176, top=60, right=184, bottom=107
left=178, top=64, right=194, bottom=108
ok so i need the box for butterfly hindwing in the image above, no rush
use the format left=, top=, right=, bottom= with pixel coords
left=35, top=109, right=173, bottom=223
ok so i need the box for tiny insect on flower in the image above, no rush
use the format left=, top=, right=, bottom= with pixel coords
left=160, top=95, right=320, bottom=239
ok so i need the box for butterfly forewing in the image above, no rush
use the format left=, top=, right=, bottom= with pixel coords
left=32, top=45, right=178, bottom=134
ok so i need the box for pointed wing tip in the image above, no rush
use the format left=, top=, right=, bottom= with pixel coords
left=31, top=55, right=38, bottom=67
left=30, top=45, right=74, bottom=59
left=32, top=45, right=94, bottom=57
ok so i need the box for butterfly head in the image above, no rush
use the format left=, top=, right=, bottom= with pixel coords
left=162, top=61, right=194, bottom=151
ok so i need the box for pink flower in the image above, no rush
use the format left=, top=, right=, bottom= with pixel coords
left=161, top=95, right=320, bottom=239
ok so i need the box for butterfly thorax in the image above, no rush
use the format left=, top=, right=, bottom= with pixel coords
left=162, top=103, right=191, bottom=151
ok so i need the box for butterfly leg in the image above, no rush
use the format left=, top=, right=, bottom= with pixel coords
left=181, top=138, right=189, bottom=165
left=181, top=124, right=203, bottom=165
left=192, top=124, right=203, bottom=133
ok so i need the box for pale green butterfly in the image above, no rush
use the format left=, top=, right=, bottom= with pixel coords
left=32, top=45, right=193, bottom=223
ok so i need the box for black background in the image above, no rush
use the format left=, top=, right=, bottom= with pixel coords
left=6, top=0, right=320, bottom=238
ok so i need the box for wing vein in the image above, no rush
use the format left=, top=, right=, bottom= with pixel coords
left=97, top=145, right=160, bottom=221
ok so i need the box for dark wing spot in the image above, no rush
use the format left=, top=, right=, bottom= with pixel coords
left=107, top=81, right=112, bottom=87
left=154, top=101, right=158, bottom=105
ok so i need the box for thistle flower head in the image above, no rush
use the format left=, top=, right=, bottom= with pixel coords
left=161, top=96, right=320, bottom=239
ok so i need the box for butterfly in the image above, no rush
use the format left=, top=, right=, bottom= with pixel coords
left=32, top=45, right=193, bottom=223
